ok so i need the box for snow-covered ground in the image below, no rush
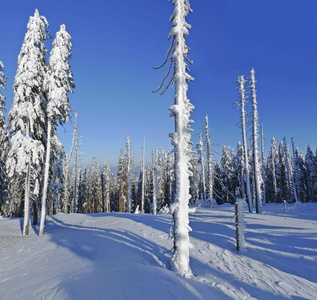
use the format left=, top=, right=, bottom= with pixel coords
left=1, top=203, right=316, bottom=300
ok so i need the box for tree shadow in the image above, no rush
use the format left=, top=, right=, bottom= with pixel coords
left=45, top=215, right=231, bottom=300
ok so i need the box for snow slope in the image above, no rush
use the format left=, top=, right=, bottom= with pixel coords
left=0, top=203, right=316, bottom=299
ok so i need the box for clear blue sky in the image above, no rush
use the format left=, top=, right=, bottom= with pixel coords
left=1, top=0, right=317, bottom=168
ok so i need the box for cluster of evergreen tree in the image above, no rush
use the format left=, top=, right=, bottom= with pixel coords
left=212, top=138, right=317, bottom=205
left=61, top=139, right=175, bottom=215
left=0, top=10, right=74, bottom=235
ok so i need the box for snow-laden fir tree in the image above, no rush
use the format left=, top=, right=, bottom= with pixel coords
left=141, top=136, right=145, bottom=213
left=305, top=146, right=316, bottom=201
left=102, top=163, right=111, bottom=213
left=157, top=149, right=167, bottom=209
left=125, top=136, right=134, bottom=213
left=154, top=0, right=194, bottom=275
left=77, top=167, right=89, bottom=213
left=71, top=113, right=81, bottom=213
left=205, top=115, right=214, bottom=206
left=117, top=148, right=127, bottom=212
left=294, top=148, right=307, bottom=202
left=144, top=162, right=153, bottom=213
left=291, top=138, right=299, bottom=203
left=249, top=68, right=262, bottom=213
left=283, top=137, right=295, bottom=202
left=196, top=133, right=206, bottom=201
left=266, top=137, right=278, bottom=203
left=165, top=150, right=175, bottom=206
left=152, top=150, right=157, bottom=215
left=89, top=158, right=102, bottom=213
left=0, top=61, right=8, bottom=216
left=236, top=75, right=252, bottom=212
left=6, top=10, right=49, bottom=235
left=62, top=153, right=71, bottom=212
left=40, top=24, right=74, bottom=234
left=189, top=144, right=199, bottom=205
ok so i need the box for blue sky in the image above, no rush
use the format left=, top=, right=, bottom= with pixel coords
left=1, top=0, right=317, bottom=168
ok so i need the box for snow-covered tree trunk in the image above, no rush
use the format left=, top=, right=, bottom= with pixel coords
left=141, top=136, right=145, bottom=214
left=23, top=164, right=31, bottom=235
left=39, top=119, right=52, bottom=235
left=154, top=0, right=194, bottom=276
left=205, top=115, right=213, bottom=206
left=236, top=75, right=252, bottom=212
left=249, top=68, right=261, bottom=213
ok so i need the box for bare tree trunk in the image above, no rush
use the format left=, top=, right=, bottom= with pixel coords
left=250, top=69, right=261, bottom=213
left=237, top=75, right=252, bottom=212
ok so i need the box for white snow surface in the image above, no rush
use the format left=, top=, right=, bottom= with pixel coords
left=1, top=203, right=317, bottom=300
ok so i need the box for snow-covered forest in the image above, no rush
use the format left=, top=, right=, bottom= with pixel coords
left=0, top=1, right=317, bottom=299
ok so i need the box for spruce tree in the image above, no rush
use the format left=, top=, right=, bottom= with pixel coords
left=7, top=10, right=49, bottom=235
left=40, top=24, right=74, bottom=234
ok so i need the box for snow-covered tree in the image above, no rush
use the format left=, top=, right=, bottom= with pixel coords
left=196, top=133, right=206, bottom=201
left=291, top=138, right=299, bottom=203
left=6, top=10, right=49, bottom=235
left=294, top=148, right=307, bottom=202
left=141, top=137, right=145, bottom=213
left=305, top=146, right=316, bottom=201
left=249, top=68, right=262, bottom=213
left=152, top=150, right=158, bottom=215
left=144, top=162, right=153, bottom=213
left=189, top=145, right=199, bottom=205
left=125, top=136, right=134, bottom=213
left=0, top=61, right=8, bottom=216
left=266, top=137, right=278, bottom=203
left=236, top=75, right=252, bottom=212
left=117, top=148, right=127, bottom=212
left=154, top=0, right=194, bottom=275
left=89, top=158, right=102, bottom=213
left=205, top=115, right=213, bottom=206
left=40, top=24, right=74, bottom=234
left=77, top=167, right=90, bottom=213
left=165, top=151, right=175, bottom=206
left=102, top=163, right=111, bottom=213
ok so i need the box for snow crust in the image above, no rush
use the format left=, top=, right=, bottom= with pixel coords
left=1, top=203, right=317, bottom=299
